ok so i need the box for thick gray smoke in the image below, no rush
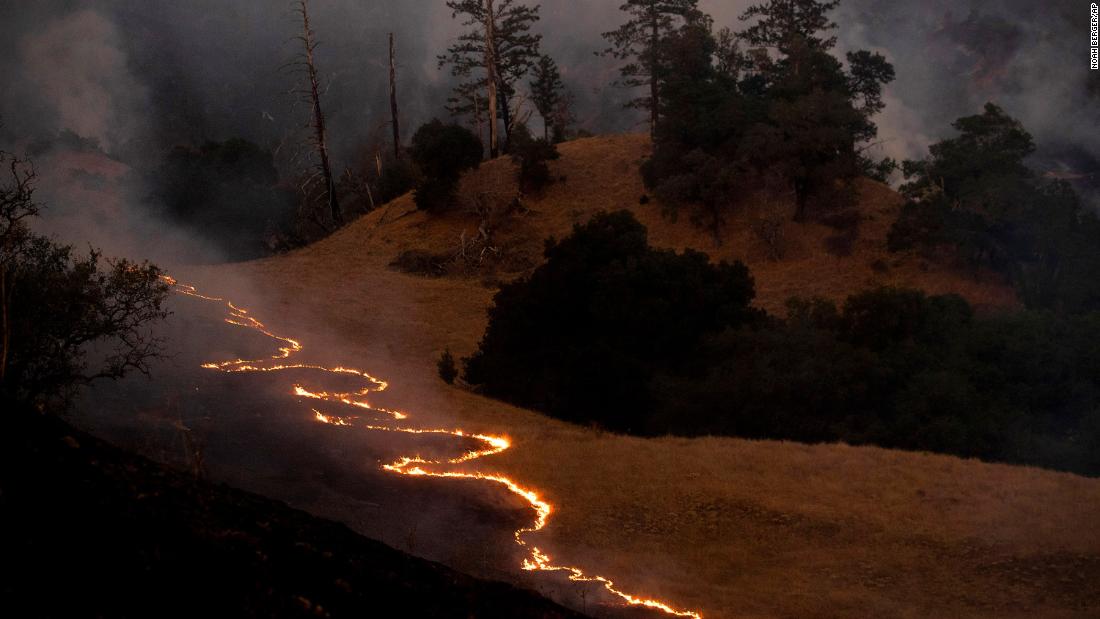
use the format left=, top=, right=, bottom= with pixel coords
left=837, top=0, right=1100, bottom=193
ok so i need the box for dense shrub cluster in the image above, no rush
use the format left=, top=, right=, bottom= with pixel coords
left=463, top=211, right=761, bottom=432
left=507, top=125, right=560, bottom=194
left=461, top=211, right=1100, bottom=475
left=409, top=120, right=483, bottom=212
left=655, top=290, right=1100, bottom=475
left=641, top=1, right=896, bottom=234
left=889, top=103, right=1100, bottom=314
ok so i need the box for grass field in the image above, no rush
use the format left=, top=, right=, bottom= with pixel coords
left=188, top=134, right=1098, bottom=618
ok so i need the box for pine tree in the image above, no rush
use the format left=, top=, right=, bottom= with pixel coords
left=601, top=0, right=701, bottom=138
left=529, top=55, right=565, bottom=141
left=440, top=0, right=542, bottom=154
left=736, top=0, right=893, bottom=219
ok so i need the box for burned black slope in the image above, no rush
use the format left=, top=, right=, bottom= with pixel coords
left=0, top=405, right=586, bottom=619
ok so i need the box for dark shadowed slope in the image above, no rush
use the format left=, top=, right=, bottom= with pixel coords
left=0, top=404, right=586, bottom=619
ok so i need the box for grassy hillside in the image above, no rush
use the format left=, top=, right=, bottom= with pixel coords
left=0, top=405, right=585, bottom=619
left=347, top=133, right=1016, bottom=314
left=185, top=134, right=1100, bottom=618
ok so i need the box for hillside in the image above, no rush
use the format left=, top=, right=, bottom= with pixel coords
left=181, top=134, right=1100, bottom=619
left=341, top=133, right=1016, bottom=314
left=0, top=405, right=585, bottom=619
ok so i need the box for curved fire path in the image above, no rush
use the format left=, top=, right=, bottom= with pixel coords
left=164, top=276, right=702, bottom=619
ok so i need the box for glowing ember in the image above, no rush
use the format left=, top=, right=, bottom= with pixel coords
left=164, top=276, right=702, bottom=619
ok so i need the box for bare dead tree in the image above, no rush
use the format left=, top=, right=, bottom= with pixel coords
left=295, top=0, right=343, bottom=227
left=0, top=151, right=37, bottom=384
left=388, top=33, right=402, bottom=160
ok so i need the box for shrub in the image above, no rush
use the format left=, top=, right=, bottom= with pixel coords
left=437, top=350, right=458, bottom=385
left=462, top=210, right=760, bottom=432
left=1, top=151, right=170, bottom=408
left=889, top=104, right=1100, bottom=313
left=507, top=125, right=560, bottom=194
left=409, top=120, right=483, bottom=212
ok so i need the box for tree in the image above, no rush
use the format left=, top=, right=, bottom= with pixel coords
left=0, top=150, right=170, bottom=408
left=643, top=1, right=895, bottom=230
left=463, top=210, right=759, bottom=431
left=388, top=33, right=402, bottom=161
left=601, top=0, right=701, bottom=138
left=529, top=55, right=565, bottom=142
left=507, top=124, right=560, bottom=193
left=736, top=0, right=894, bottom=220
left=737, top=0, right=840, bottom=55
left=890, top=104, right=1100, bottom=313
left=294, top=0, right=343, bottom=228
left=409, top=120, right=484, bottom=211
left=440, top=0, right=543, bottom=156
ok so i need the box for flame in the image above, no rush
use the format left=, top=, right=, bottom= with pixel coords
left=164, top=276, right=701, bottom=619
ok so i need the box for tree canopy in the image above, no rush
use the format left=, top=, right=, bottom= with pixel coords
left=440, top=0, right=543, bottom=148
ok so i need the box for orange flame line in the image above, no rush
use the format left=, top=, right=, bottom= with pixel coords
left=165, top=276, right=702, bottom=619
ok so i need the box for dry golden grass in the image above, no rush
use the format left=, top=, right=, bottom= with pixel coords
left=193, top=134, right=1098, bottom=618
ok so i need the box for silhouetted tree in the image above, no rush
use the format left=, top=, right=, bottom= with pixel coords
left=0, top=150, right=169, bottom=408
left=602, top=0, right=701, bottom=137
left=294, top=0, right=342, bottom=227
left=463, top=210, right=759, bottom=430
left=529, top=55, right=566, bottom=141
left=890, top=103, right=1100, bottom=313
left=409, top=120, right=484, bottom=211
left=440, top=0, right=543, bottom=155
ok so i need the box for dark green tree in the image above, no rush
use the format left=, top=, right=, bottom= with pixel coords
left=507, top=124, right=560, bottom=193
left=463, top=210, right=759, bottom=431
left=439, top=0, right=543, bottom=150
left=737, top=0, right=894, bottom=219
left=644, top=0, right=895, bottom=230
left=890, top=103, right=1100, bottom=313
left=737, top=0, right=840, bottom=54
left=601, top=0, right=702, bottom=138
left=529, top=54, right=566, bottom=142
left=409, top=119, right=484, bottom=212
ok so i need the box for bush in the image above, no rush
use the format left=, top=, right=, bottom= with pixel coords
left=409, top=120, right=483, bottom=212
left=463, top=249, right=1100, bottom=475
left=889, top=104, right=1100, bottom=313
left=437, top=350, right=458, bottom=385
left=1, top=151, right=170, bottom=408
left=462, top=210, right=760, bottom=432
left=507, top=125, right=560, bottom=194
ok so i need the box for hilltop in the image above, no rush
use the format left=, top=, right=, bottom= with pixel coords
left=324, top=133, right=1016, bottom=314
left=187, top=134, right=1100, bottom=618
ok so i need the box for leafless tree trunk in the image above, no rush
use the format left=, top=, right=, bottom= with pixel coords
left=297, top=0, right=343, bottom=227
left=1, top=268, right=10, bottom=384
left=389, top=33, right=401, bottom=161
left=484, top=0, right=499, bottom=158
left=648, top=9, right=659, bottom=139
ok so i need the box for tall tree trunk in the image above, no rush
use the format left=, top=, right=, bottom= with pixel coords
left=0, top=267, right=9, bottom=385
left=648, top=11, right=659, bottom=140
left=497, top=75, right=513, bottom=146
left=299, top=0, right=343, bottom=227
left=388, top=33, right=401, bottom=161
left=484, top=0, right=499, bottom=158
